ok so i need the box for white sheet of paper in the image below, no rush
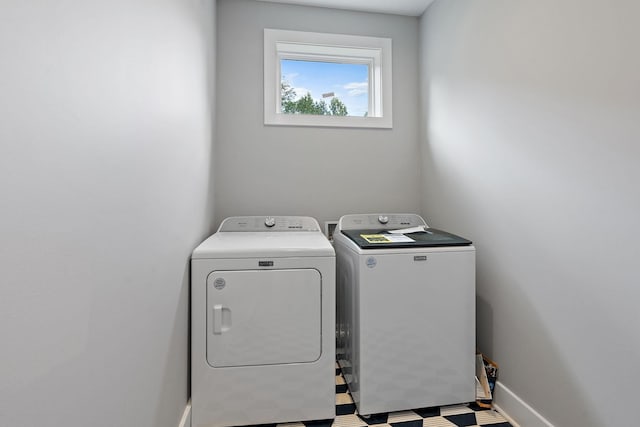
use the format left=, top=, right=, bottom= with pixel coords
left=388, top=226, right=426, bottom=234
left=382, top=234, right=414, bottom=242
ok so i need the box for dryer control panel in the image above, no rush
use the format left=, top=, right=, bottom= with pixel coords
left=218, top=216, right=321, bottom=232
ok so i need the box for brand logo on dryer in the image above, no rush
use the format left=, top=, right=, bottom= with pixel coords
left=213, top=278, right=226, bottom=290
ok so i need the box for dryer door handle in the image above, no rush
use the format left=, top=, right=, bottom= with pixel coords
left=212, top=305, right=231, bottom=334
left=213, top=305, right=223, bottom=334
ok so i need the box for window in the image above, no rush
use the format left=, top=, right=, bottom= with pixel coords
left=264, top=29, right=392, bottom=128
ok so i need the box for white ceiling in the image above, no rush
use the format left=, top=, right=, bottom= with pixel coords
left=255, top=0, right=435, bottom=17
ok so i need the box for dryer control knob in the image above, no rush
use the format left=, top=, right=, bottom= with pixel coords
left=378, top=215, right=389, bottom=224
left=264, top=216, right=276, bottom=227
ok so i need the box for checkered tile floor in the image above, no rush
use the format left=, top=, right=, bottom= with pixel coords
left=272, top=365, right=511, bottom=427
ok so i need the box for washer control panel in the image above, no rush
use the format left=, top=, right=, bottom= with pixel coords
left=338, top=214, right=427, bottom=231
left=218, top=216, right=321, bottom=232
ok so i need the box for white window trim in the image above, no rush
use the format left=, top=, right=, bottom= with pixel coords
left=264, top=29, right=393, bottom=129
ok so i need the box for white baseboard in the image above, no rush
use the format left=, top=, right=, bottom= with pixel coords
left=493, top=381, right=554, bottom=427
left=178, top=400, right=191, bottom=427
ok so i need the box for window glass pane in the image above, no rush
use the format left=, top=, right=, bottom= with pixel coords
left=280, top=59, right=369, bottom=117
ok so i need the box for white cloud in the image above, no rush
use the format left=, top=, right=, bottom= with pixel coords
left=343, top=81, right=368, bottom=96
left=282, top=72, right=299, bottom=82
left=292, top=87, right=312, bottom=101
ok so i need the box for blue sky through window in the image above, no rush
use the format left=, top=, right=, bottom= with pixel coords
left=281, top=59, right=369, bottom=117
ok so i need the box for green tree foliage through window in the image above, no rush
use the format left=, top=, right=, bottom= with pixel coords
left=281, top=82, right=348, bottom=116
left=329, top=97, right=348, bottom=116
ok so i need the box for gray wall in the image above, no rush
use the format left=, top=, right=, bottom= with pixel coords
left=215, top=0, right=421, bottom=228
left=0, top=1, right=216, bottom=426
left=419, top=1, right=640, bottom=426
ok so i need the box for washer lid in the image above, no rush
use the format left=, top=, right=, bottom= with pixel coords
left=341, top=228, right=472, bottom=249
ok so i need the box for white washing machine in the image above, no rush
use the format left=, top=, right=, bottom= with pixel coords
left=334, top=213, right=475, bottom=416
left=191, top=216, right=336, bottom=427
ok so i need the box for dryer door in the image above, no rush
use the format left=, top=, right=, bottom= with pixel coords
left=206, top=268, right=322, bottom=367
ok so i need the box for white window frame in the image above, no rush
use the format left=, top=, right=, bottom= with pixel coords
left=264, top=29, right=393, bottom=129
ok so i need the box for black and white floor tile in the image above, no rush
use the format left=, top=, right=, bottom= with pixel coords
left=272, top=365, right=512, bottom=427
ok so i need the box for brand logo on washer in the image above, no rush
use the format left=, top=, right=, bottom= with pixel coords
left=366, top=257, right=377, bottom=268
left=213, top=278, right=226, bottom=290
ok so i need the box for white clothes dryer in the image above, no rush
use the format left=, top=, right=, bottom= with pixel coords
left=191, top=216, right=335, bottom=427
left=334, top=214, right=475, bottom=416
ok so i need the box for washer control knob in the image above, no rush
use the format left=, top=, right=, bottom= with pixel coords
left=378, top=215, right=389, bottom=224
left=264, top=217, right=276, bottom=228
